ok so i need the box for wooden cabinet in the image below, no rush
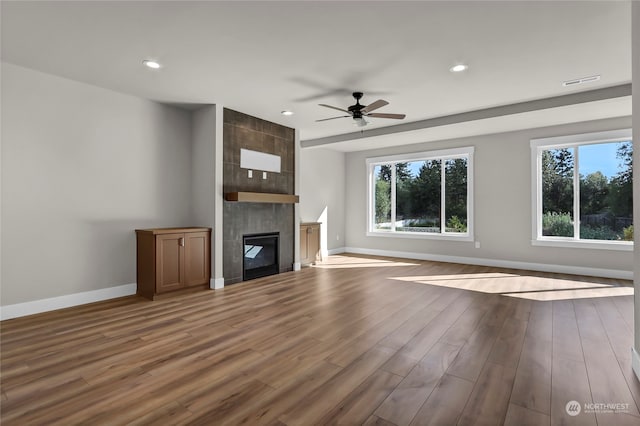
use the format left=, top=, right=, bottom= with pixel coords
left=300, top=222, right=321, bottom=266
left=136, top=227, right=211, bottom=299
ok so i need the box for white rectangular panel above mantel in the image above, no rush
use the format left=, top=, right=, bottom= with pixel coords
left=240, top=148, right=281, bottom=173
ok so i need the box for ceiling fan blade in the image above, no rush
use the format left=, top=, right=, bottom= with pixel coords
left=367, top=113, right=406, bottom=119
left=319, top=104, right=351, bottom=114
left=316, top=115, right=350, bottom=122
left=361, top=99, right=389, bottom=113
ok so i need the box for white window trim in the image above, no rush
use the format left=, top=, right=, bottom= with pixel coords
left=530, top=128, right=633, bottom=251
left=366, top=146, right=474, bottom=241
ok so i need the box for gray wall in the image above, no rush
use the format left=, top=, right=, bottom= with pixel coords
left=344, top=116, right=633, bottom=274
left=191, top=106, right=217, bottom=229
left=191, top=105, right=219, bottom=286
left=299, top=147, right=346, bottom=255
left=1, top=62, right=193, bottom=305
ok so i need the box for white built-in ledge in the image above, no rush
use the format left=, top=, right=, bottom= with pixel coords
left=225, top=192, right=299, bottom=204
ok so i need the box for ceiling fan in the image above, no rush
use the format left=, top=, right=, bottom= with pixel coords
left=316, top=92, right=406, bottom=127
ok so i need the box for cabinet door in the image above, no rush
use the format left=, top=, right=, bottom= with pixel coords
left=309, top=225, right=321, bottom=262
left=184, top=231, right=210, bottom=287
left=156, top=233, right=185, bottom=293
left=300, top=225, right=310, bottom=264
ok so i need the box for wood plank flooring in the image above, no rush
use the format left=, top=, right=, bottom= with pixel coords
left=1, top=254, right=637, bottom=425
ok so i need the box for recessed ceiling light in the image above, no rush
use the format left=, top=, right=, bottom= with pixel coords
left=281, top=110, right=294, bottom=116
left=450, top=64, right=468, bottom=73
left=142, top=60, right=161, bottom=69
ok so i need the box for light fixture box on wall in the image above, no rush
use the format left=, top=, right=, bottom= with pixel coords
left=240, top=148, right=281, bottom=173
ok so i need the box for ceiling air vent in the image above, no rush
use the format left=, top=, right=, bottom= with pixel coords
left=562, top=75, right=601, bottom=87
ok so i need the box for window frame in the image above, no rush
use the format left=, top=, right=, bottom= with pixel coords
left=530, top=128, right=633, bottom=251
left=366, top=146, right=474, bottom=241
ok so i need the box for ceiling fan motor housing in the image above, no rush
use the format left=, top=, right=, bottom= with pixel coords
left=349, top=92, right=365, bottom=118
left=351, top=109, right=363, bottom=118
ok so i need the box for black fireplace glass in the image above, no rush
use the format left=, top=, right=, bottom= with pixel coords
left=243, top=232, right=279, bottom=281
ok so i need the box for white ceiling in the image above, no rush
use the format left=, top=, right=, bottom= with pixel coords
left=1, top=1, right=632, bottom=149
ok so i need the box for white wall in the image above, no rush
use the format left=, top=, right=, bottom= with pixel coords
left=1, top=63, right=193, bottom=306
left=344, top=116, right=633, bottom=276
left=299, top=147, right=345, bottom=254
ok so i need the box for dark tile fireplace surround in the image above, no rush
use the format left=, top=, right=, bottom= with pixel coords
left=223, top=109, right=295, bottom=284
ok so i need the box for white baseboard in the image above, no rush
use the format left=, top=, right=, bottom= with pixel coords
left=327, top=247, right=346, bottom=256
left=0, top=283, right=137, bottom=321
left=342, top=246, right=633, bottom=280
left=633, top=348, right=640, bottom=382
left=212, top=277, right=225, bottom=289
left=293, top=262, right=301, bottom=271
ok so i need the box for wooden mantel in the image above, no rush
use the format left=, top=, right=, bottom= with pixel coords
left=225, top=192, right=299, bottom=204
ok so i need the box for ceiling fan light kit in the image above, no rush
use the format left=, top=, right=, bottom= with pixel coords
left=317, top=92, right=406, bottom=127
left=354, top=117, right=369, bottom=127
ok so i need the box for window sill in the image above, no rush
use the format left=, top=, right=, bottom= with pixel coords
left=531, top=238, right=633, bottom=251
left=367, top=231, right=474, bottom=242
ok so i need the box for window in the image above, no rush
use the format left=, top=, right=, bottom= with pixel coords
left=367, top=147, right=474, bottom=240
left=531, top=129, right=633, bottom=250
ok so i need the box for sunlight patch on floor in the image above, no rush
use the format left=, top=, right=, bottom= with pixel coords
left=391, top=275, right=613, bottom=293
left=390, top=274, right=633, bottom=301
left=503, top=286, right=634, bottom=301
left=395, top=272, right=522, bottom=282
left=313, top=255, right=419, bottom=269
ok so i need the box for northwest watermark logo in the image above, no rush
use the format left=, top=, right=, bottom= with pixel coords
left=584, top=402, right=630, bottom=414
left=565, top=401, right=581, bottom=416
left=566, top=400, right=630, bottom=416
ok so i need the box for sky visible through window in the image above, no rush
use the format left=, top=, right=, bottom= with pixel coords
left=579, top=141, right=629, bottom=177
left=407, top=161, right=424, bottom=176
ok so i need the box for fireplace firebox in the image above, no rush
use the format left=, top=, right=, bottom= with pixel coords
left=243, top=233, right=279, bottom=281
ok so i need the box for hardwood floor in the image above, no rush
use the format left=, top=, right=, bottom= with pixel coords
left=1, top=254, right=637, bottom=425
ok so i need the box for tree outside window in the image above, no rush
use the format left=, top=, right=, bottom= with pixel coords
left=536, top=132, right=633, bottom=244
left=369, top=148, right=472, bottom=238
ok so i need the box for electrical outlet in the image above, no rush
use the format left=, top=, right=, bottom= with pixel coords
left=263, top=171, right=267, bottom=179
left=336, top=234, right=340, bottom=241
left=475, top=241, right=481, bottom=249
left=248, top=170, right=253, bottom=178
